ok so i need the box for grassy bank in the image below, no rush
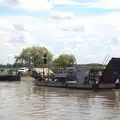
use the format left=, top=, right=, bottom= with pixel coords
left=0, top=68, right=18, bottom=75
left=88, top=66, right=105, bottom=71
left=21, top=76, right=35, bottom=81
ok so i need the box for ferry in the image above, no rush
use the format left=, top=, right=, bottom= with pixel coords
left=32, top=58, right=120, bottom=90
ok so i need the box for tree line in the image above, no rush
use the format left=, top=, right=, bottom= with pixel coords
left=14, top=46, right=76, bottom=68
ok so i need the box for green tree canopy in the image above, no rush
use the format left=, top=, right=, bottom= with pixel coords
left=53, top=54, right=76, bottom=67
left=15, top=46, right=53, bottom=67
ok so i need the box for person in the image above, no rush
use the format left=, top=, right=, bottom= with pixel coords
left=95, top=78, right=99, bottom=89
left=115, top=77, right=120, bottom=89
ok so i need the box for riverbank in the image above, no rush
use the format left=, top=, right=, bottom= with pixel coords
left=21, top=76, right=35, bottom=81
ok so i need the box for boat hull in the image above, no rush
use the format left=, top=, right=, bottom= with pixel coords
left=35, top=81, right=120, bottom=90
left=0, top=75, right=21, bottom=81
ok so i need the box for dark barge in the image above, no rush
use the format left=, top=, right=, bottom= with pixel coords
left=34, top=81, right=116, bottom=90
left=0, top=71, right=21, bottom=81
left=33, top=58, right=120, bottom=90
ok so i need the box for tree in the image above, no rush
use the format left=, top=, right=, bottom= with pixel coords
left=53, top=54, right=76, bottom=67
left=15, top=46, right=53, bottom=67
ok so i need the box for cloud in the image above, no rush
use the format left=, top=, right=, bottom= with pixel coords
left=89, top=0, right=120, bottom=9
left=0, top=0, right=19, bottom=6
left=0, top=15, right=63, bottom=64
left=53, top=0, right=95, bottom=6
left=50, top=11, right=75, bottom=20
left=53, top=0, right=82, bottom=5
left=1, top=0, right=120, bottom=12
left=18, top=0, right=53, bottom=11
left=55, top=12, right=120, bottom=63
left=0, top=0, right=53, bottom=11
left=1, top=11, right=120, bottom=64
left=54, top=0, right=120, bottom=9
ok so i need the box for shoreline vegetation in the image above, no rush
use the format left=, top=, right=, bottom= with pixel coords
left=0, top=46, right=106, bottom=83
left=14, top=46, right=106, bottom=70
left=0, top=68, right=18, bottom=75
left=0, top=65, right=106, bottom=75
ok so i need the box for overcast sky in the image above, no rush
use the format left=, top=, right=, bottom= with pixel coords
left=0, top=0, right=120, bottom=64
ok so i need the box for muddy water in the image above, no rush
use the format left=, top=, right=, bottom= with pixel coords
left=0, top=81, right=120, bottom=120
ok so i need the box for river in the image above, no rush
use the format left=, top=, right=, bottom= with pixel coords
left=0, top=80, right=120, bottom=120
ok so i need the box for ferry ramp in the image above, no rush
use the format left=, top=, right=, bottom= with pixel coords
left=101, top=58, right=120, bottom=83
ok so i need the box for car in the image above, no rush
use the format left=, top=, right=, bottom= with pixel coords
left=17, top=67, right=29, bottom=73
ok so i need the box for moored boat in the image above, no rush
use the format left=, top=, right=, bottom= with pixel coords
left=0, top=70, right=21, bottom=81
left=32, top=58, right=120, bottom=90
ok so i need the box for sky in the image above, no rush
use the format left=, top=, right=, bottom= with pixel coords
left=0, top=0, right=120, bottom=64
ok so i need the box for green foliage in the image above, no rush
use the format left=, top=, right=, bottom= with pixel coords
left=0, top=68, right=17, bottom=75
left=0, top=68, right=6, bottom=75
left=15, top=46, right=53, bottom=67
left=0, top=68, right=4, bottom=72
left=89, top=66, right=105, bottom=70
left=53, top=54, right=76, bottom=67
left=7, top=68, right=17, bottom=74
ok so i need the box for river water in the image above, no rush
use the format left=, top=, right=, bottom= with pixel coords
left=0, top=81, right=120, bottom=120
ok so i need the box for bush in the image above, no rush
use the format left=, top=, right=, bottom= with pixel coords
left=0, top=68, right=4, bottom=72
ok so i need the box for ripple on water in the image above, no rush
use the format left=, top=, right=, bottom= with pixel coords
left=0, top=81, right=120, bottom=120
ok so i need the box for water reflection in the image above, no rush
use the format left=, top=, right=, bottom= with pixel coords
left=0, top=81, right=120, bottom=120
